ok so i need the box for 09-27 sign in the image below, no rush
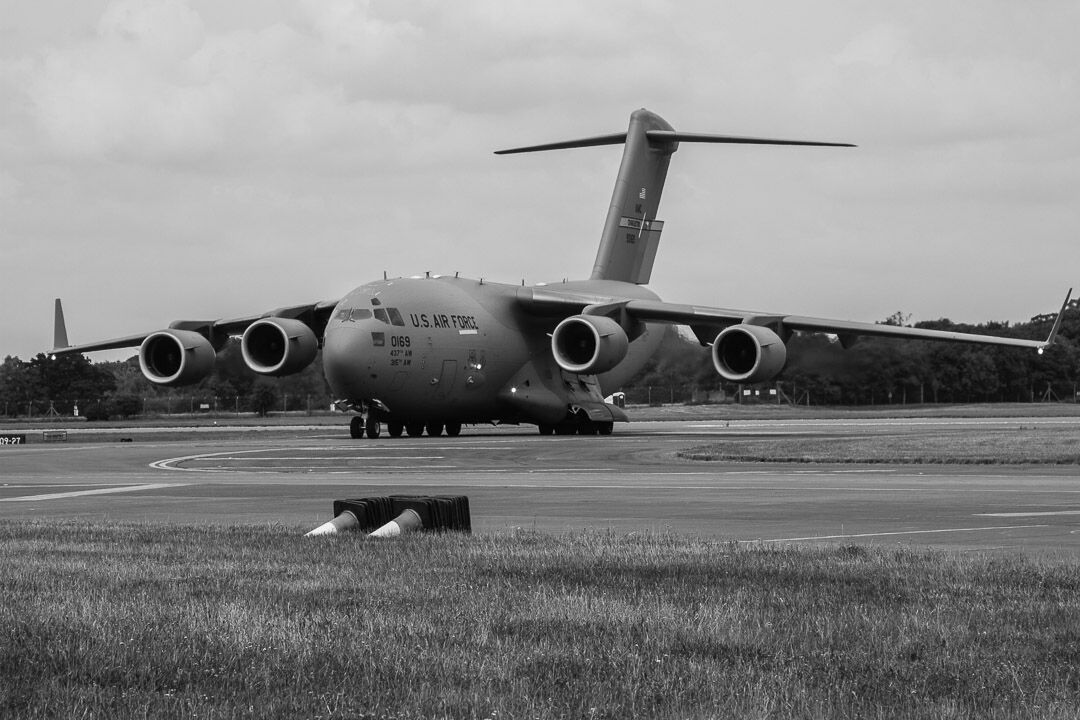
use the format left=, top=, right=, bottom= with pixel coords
left=0, top=434, right=27, bottom=446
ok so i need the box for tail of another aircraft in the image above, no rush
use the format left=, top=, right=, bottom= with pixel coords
left=496, top=109, right=853, bottom=285
left=53, top=298, right=69, bottom=351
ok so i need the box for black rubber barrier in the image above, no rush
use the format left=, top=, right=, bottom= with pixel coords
left=332, top=495, right=471, bottom=534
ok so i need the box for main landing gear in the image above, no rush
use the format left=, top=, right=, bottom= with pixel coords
left=349, top=415, right=381, bottom=439
left=537, top=420, right=613, bottom=436
left=349, top=413, right=611, bottom=439
left=537, top=407, right=615, bottom=436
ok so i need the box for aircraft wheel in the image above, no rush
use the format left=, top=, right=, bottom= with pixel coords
left=426, top=421, right=444, bottom=437
left=365, top=421, right=381, bottom=439
left=597, top=422, right=614, bottom=436
left=538, top=424, right=554, bottom=436
left=388, top=421, right=404, bottom=438
left=445, top=422, right=462, bottom=437
left=405, top=421, right=425, bottom=437
left=349, top=416, right=364, bottom=439
left=554, top=423, right=576, bottom=435
left=577, top=422, right=598, bottom=436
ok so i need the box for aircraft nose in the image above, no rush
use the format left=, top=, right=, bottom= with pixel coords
left=323, top=325, right=370, bottom=398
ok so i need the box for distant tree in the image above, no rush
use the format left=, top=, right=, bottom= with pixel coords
left=82, top=400, right=111, bottom=421
left=881, top=311, right=911, bottom=327
left=272, top=350, right=334, bottom=411
left=248, top=380, right=278, bottom=417
left=103, top=358, right=157, bottom=398
left=110, top=395, right=143, bottom=418
left=28, top=353, right=115, bottom=414
left=0, top=356, right=40, bottom=416
left=780, top=334, right=852, bottom=403
left=621, top=327, right=713, bottom=402
left=205, top=341, right=255, bottom=398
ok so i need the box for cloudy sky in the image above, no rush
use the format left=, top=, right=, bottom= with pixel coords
left=2, top=0, right=1078, bottom=361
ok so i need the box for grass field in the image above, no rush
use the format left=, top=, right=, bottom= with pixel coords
left=678, top=424, right=1080, bottom=464
left=4, top=522, right=1080, bottom=719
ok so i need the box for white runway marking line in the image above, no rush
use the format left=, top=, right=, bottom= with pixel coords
left=977, top=511, right=1080, bottom=517
left=755, top=525, right=1051, bottom=543
left=218, top=465, right=460, bottom=472
left=150, top=447, right=449, bottom=471
left=208, top=456, right=447, bottom=461
left=682, top=418, right=1080, bottom=429
left=0, top=483, right=188, bottom=502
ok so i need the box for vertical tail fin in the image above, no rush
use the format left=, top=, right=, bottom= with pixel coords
left=591, top=109, right=674, bottom=284
left=495, top=109, right=853, bottom=285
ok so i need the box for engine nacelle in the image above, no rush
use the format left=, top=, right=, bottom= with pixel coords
left=139, top=330, right=216, bottom=386
left=241, top=318, right=319, bottom=376
left=711, top=324, right=787, bottom=383
left=551, top=315, right=629, bottom=375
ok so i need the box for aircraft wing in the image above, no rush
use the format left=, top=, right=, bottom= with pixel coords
left=50, top=299, right=340, bottom=356
left=518, top=288, right=1072, bottom=352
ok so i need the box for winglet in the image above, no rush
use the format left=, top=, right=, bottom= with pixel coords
left=53, top=298, right=69, bottom=352
left=1038, top=287, right=1072, bottom=354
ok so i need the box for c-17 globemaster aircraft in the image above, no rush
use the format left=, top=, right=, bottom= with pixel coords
left=51, top=109, right=1071, bottom=438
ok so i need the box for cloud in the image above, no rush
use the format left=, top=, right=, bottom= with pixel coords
left=802, top=18, right=1079, bottom=147
left=28, top=0, right=228, bottom=162
left=19, top=0, right=689, bottom=171
left=2, top=0, right=1079, bottom=361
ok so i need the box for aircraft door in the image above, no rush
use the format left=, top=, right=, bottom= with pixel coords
left=436, top=360, right=458, bottom=398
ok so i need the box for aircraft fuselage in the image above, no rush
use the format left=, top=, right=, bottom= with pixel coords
left=323, top=276, right=663, bottom=426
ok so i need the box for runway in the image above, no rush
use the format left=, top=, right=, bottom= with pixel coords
left=2, top=417, right=1079, bottom=555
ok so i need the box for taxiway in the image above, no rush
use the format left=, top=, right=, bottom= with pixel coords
left=2, top=417, right=1079, bottom=555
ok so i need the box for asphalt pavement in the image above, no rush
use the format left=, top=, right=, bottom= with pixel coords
left=2, top=418, right=1079, bottom=555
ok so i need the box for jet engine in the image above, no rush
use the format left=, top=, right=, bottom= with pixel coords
left=241, top=318, right=319, bottom=376
left=711, top=324, right=787, bottom=383
left=551, top=315, right=629, bottom=375
left=139, top=330, right=216, bottom=386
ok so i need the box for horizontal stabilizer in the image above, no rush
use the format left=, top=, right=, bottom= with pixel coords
left=494, top=133, right=628, bottom=155
left=495, top=130, right=854, bottom=155
left=646, top=130, right=854, bottom=148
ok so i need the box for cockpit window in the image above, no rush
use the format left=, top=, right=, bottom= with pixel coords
left=373, top=308, right=389, bottom=323
left=386, top=308, right=405, bottom=326
left=335, top=308, right=373, bottom=322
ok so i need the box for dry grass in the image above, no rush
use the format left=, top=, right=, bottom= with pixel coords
left=3, top=522, right=1080, bottom=718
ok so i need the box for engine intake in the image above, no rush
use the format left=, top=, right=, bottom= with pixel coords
left=242, top=318, right=319, bottom=376
left=551, top=315, right=629, bottom=375
left=711, top=325, right=787, bottom=383
left=139, top=330, right=216, bottom=386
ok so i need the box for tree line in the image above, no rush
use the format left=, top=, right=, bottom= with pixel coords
left=1, top=301, right=1077, bottom=419
left=0, top=341, right=332, bottom=419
